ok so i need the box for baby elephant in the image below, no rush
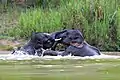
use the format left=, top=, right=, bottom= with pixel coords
left=62, top=41, right=101, bottom=57
left=12, top=32, right=55, bottom=56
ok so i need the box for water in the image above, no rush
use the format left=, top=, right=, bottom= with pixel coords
left=0, top=51, right=120, bottom=60
left=0, top=51, right=120, bottom=80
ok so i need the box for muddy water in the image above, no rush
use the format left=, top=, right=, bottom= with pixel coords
left=0, top=51, right=120, bottom=80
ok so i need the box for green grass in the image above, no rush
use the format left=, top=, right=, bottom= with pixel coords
left=0, top=59, right=120, bottom=80
left=1, top=0, right=120, bottom=51
left=1, top=0, right=119, bottom=51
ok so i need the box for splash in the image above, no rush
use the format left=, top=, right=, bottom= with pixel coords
left=0, top=51, right=120, bottom=60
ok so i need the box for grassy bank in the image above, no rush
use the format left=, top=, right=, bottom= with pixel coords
left=1, top=0, right=120, bottom=51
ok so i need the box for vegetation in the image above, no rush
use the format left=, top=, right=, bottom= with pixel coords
left=1, top=0, right=120, bottom=51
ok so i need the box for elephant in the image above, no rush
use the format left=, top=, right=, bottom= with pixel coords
left=12, top=32, right=55, bottom=56
left=61, top=41, right=101, bottom=57
left=50, top=29, right=84, bottom=50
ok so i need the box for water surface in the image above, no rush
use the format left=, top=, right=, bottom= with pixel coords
left=0, top=53, right=120, bottom=80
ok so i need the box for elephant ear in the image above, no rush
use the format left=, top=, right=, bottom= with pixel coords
left=31, top=32, right=36, bottom=40
left=76, top=29, right=84, bottom=38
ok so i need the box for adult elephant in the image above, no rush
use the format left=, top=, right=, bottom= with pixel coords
left=43, top=29, right=101, bottom=56
left=50, top=29, right=84, bottom=50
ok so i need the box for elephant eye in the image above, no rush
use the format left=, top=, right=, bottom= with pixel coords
left=37, top=40, right=42, bottom=43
